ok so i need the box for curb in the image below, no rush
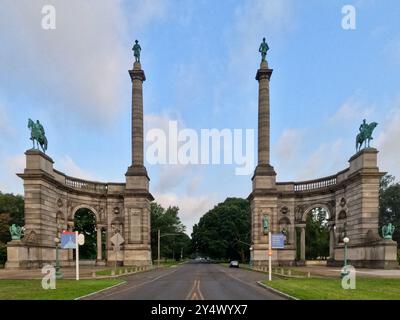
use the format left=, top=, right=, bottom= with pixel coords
left=74, top=280, right=127, bottom=300
left=256, top=281, right=299, bottom=300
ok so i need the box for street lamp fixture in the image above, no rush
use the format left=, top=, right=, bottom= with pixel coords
left=54, top=237, right=63, bottom=279
left=341, top=237, right=350, bottom=278
left=249, top=246, right=253, bottom=269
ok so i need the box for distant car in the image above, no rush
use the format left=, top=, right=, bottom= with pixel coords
left=229, top=260, right=239, bottom=268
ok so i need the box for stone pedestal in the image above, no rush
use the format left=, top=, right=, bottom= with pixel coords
left=328, top=240, right=398, bottom=269
left=5, top=240, right=62, bottom=269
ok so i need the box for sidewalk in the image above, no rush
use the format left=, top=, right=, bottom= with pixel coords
left=288, top=265, right=400, bottom=278
left=0, top=266, right=110, bottom=280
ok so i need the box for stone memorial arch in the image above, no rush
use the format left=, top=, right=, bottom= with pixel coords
left=6, top=45, right=153, bottom=268
left=5, top=40, right=397, bottom=270
left=249, top=43, right=397, bottom=269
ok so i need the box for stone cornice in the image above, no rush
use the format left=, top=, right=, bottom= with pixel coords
left=17, top=171, right=126, bottom=199
left=256, top=68, right=273, bottom=81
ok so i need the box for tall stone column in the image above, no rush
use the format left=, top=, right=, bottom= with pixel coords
left=124, top=57, right=153, bottom=267
left=97, top=227, right=102, bottom=261
left=256, top=60, right=273, bottom=168
left=249, top=57, right=279, bottom=267
left=329, top=223, right=335, bottom=260
left=300, top=226, right=306, bottom=261
left=127, top=62, right=147, bottom=175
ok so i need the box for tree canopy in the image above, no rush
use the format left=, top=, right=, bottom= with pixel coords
left=305, top=207, right=329, bottom=260
left=0, top=192, right=24, bottom=266
left=150, top=202, right=191, bottom=261
left=380, top=174, right=400, bottom=245
left=191, top=198, right=250, bottom=262
left=74, top=208, right=97, bottom=260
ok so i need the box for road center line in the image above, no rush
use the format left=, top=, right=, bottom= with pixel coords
left=96, top=268, right=180, bottom=299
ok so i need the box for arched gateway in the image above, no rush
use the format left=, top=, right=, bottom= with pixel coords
left=6, top=49, right=153, bottom=268
left=5, top=41, right=398, bottom=269
left=249, top=43, right=397, bottom=269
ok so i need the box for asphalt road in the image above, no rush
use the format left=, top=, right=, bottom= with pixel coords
left=83, top=262, right=285, bottom=300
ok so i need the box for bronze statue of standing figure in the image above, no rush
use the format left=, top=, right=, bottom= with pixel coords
left=259, top=37, right=269, bottom=62
left=132, top=40, right=142, bottom=63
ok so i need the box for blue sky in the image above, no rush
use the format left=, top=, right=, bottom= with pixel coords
left=1, top=0, right=400, bottom=234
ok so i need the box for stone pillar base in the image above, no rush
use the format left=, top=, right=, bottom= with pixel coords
left=329, top=239, right=398, bottom=269
left=5, top=241, right=70, bottom=269
left=252, top=247, right=296, bottom=267
left=123, top=248, right=152, bottom=267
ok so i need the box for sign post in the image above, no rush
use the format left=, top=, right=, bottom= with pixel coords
left=268, top=233, right=285, bottom=281
left=268, top=231, right=272, bottom=281
left=60, top=231, right=84, bottom=280
left=75, top=231, right=79, bottom=280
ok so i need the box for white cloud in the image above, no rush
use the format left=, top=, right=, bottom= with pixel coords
left=0, top=0, right=167, bottom=125
left=155, top=192, right=218, bottom=235
left=212, top=0, right=294, bottom=114
left=0, top=104, right=13, bottom=138
left=330, top=95, right=375, bottom=123
left=228, top=0, right=294, bottom=77
left=376, top=105, right=400, bottom=179
left=383, top=38, right=400, bottom=65
left=0, top=154, right=25, bottom=194
left=275, top=128, right=305, bottom=163
left=155, top=164, right=196, bottom=193
left=57, top=155, right=97, bottom=181
left=296, top=139, right=345, bottom=181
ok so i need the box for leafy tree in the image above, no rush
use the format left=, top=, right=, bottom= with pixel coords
left=191, top=198, right=250, bottom=262
left=0, top=192, right=24, bottom=266
left=150, top=203, right=191, bottom=261
left=379, top=174, right=400, bottom=245
left=74, top=209, right=97, bottom=260
left=0, top=192, right=24, bottom=227
left=305, top=208, right=329, bottom=260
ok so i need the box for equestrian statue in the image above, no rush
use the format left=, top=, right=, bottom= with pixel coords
left=356, top=119, right=378, bottom=152
left=28, top=118, right=48, bottom=153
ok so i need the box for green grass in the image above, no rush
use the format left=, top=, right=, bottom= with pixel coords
left=0, top=279, right=123, bottom=300
left=263, top=277, right=400, bottom=300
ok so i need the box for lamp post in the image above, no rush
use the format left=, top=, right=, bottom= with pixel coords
left=157, top=230, right=182, bottom=268
left=341, top=237, right=349, bottom=278
left=249, top=246, right=253, bottom=269
left=54, top=237, right=63, bottom=279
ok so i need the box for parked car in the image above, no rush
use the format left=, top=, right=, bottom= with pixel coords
left=229, top=260, right=239, bottom=268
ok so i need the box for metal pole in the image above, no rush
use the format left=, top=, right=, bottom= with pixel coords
left=157, top=229, right=160, bottom=268
left=55, top=242, right=62, bottom=279
left=75, top=231, right=79, bottom=281
left=268, top=231, right=272, bottom=281
left=344, top=242, right=347, bottom=268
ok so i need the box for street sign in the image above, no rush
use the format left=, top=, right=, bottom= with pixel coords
left=110, top=233, right=124, bottom=251
left=271, top=233, right=285, bottom=249
left=77, top=233, right=85, bottom=246
left=61, top=231, right=76, bottom=249
left=60, top=231, right=85, bottom=280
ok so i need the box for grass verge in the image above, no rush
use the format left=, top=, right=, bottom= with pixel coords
left=0, top=279, right=123, bottom=300
left=263, top=277, right=400, bottom=300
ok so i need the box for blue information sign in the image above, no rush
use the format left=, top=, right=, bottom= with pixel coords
left=271, top=233, right=285, bottom=249
left=61, top=231, right=76, bottom=249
